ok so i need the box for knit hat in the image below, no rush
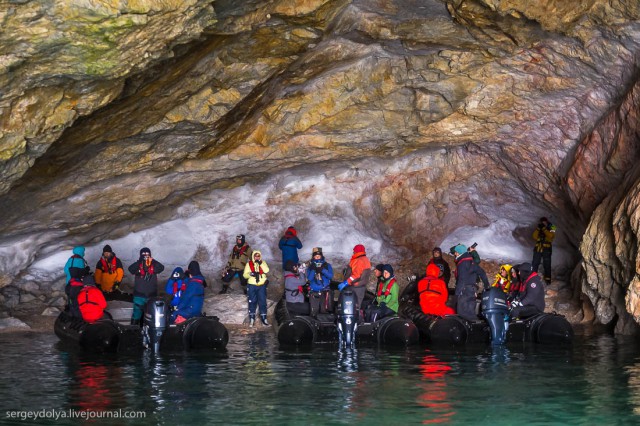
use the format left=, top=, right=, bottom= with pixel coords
left=187, top=261, right=202, bottom=276
left=375, top=264, right=385, bottom=273
left=102, top=245, right=113, bottom=254
left=382, top=264, right=394, bottom=276
left=284, top=226, right=297, bottom=238
left=236, top=234, right=245, bottom=245
left=140, top=247, right=151, bottom=257
left=454, top=244, right=466, bottom=255
left=540, top=217, right=548, bottom=222
left=312, top=247, right=323, bottom=257
left=285, top=260, right=297, bottom=272
left=433, top=247, right=442, bottom=254
left=353, top=244, right=366, bottom=254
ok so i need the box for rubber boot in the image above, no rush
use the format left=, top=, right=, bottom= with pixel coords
left=249, top=314, right=255, bottom=328
left=260, top=314, right=269, bottom=326
left=218, top=285, right=229, bottom=295
left=130, top=318, right=140, bottom=326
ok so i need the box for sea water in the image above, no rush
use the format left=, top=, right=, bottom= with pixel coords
left=1, top=330, right=639, bottom=425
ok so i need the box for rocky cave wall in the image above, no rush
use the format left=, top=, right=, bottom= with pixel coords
left=1, top=0, right=640, bottom=332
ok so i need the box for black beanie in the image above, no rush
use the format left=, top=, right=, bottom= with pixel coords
left=140, top=247, right=151, bottom=257
left=285, top=260, right=297, bottom=272
left=375, top=264, right=385, bottom=272
left=382, top=264, right=394, bottom=277
left=103, top=245, right=112, bottom=253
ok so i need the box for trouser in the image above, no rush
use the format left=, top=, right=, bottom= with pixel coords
left=247, top=284, right=267, bottom=317
left=286, top=302, right=310, bottom=316
left=65, top=285, right=83, bottom=318
left=510, top=305, right=541, bottom=319
left=132, top=296, right=148, bottom=321
left=351, top=286, right=366, bottom=312
left=456, top=285, right=478, bottom=321
left=365, top=304, right=395, bottom=322
left=532, top=250, right=552, bottom=284
left=309, top=289, right=334, bottom=316
left=222, top=270, right=248, bottom=288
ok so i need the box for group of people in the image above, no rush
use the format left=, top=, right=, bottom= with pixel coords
left=62, top=216, right=555, bottom=327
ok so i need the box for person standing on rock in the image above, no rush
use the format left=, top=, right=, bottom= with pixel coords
left=128, top=247, right=164, bottom=325
left=243, top=250, right=270, bottom=327
left=278, top=226, right=303, bottom=270
left=532, top=216, right=556, bottom=285
left=220, top=234, right=251, bottom=294
left=452, top=244, right=489, bottom=321
left=94, top=244, right=124, bottom=293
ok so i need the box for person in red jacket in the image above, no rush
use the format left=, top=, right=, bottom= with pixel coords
left=418, top=264, right=455, bottom=316
left=77, top=275, right=108, bottom=323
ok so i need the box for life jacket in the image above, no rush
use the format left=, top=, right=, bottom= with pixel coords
left=99, top=256, right=117, bottom=274
left=78, top=287, right=100, bottom=307
left=418, top=277, right=444, bottom=295
left=68, top=277, right=84, bottom=287
left=377, top=277, right=397, bottom=297
left=232, top=244, right=249, bottom=259
left=453, top=256, right=472, bottom=279
left=172, top=279, right=186, bottom=295
left=138, top=259, right=155, bottom=276
left=248, top=261, right=265, bottom=279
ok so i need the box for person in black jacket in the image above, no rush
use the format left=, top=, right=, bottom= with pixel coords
left=452, top=244, right=489, bottom=321
left=510, top=262, right=545, bottom=319
left=427, top=247, right=451, bottom=286
left=128, top=247, right=164, bottom=325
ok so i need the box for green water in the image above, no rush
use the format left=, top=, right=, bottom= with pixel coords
left=1, top=330, right=639, bottom=425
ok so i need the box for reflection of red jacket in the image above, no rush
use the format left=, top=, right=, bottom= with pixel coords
left=419, top=264, right=455, bottom=316
left=78, top=286, right=107, bottom=323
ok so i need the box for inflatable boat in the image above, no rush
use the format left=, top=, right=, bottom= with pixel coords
left=275, top=290, right=419, bottom=347
left=399, top=285, right=573, bottom=346
left=54, top=297, right=228, bottom=353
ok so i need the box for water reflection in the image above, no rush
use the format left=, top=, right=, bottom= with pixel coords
left=418, top=352, right=454, bottom=424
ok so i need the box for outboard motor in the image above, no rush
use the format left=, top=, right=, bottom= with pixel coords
left=481, top=287, right=509, bottom=345
left=336, top=289, right=358, bottom=348
left=142, top=297, right=169, bottom=352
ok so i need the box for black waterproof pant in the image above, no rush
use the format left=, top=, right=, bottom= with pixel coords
left=456, top=285, right=478, bottom=321
left=510, top=305, right=541, bottom=319
left=532, top=250, right=552, bottom=283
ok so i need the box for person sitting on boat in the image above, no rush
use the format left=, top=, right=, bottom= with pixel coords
left=284, top=260, right=309, bottom=315
left=452, top=244, right=490, bottom=321
left=279, top=226, right=303, bottom=270
left=491, top=264, right=513, bottom=293
left=128, top=247, right=165, bottom=326
left=220, top=234, right=251, bottom=294
left=338, top=244, right=372, bottom=311
left=77, top=275, right=108, bottom=323
left=510, top=263, right=545, bottom=319
left=427, top=247, right=451, bottom=286
left=172, top=262, right=206, bottom=324
left=94, top=245, right=124, bottom=293
left=243, top=250, right=270, bottom=327
left=366, top=264, right=399, bottom=321
left=306, top=249, right=334, bottom=316
left=165, top=267, right=186, bottom=309
left=418, top=263, right=455, bottom=317
left=64, top=246, right=91, bottom=317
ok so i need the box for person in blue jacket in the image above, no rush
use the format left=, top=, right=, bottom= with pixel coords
left=306, top=249, right=333, bottom=316
left=278, top=226, right=303, bottom=269
left=172, top=261, right=206, bottom=324
left=165, top=267, right=186, bottom=309
left=64, top=246, right=91, bottom=283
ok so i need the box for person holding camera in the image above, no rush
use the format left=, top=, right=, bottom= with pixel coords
left=532, top=216, right=556, bottom=285
left=243, top=250, right=270, bottom=327
left=128, top=247, right=165, bottom=325
left=220, top=234, right=251, bottom=294
left=452, top=244, right=489, bottom=321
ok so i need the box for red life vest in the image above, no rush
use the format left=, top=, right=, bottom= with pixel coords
left=377, top=278, right=396, bottom=297
left=453, top=257, right=472, bottom=279
left=138, top=259, right=155, bottom=276
left=514, top=272, right=538, bottom=294
left=99, top=256, right=117, bottom=274
left=418, top=277, right=444, bottom=295
left=77, top=286, right=106, bottom=323
left=68, top=277, right=84, bottom=287
left=248, top=261, right=265, bottom=279
left=232, top=244, right=249, bottom=259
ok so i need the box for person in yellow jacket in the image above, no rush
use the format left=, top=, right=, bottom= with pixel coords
left=94, top=245, right=124, bottom=293
left=491, top=264, right=512, bottom=293
left=243, top=250, right=270, bottom=327
left=532, top=217, right=556, bottom=285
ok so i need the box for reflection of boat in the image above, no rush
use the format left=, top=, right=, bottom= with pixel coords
left=275, top=296, right=419, bottom=347
left=54, top=296, right=229, bottom=353
left=399, top=281, right=573, bottom=346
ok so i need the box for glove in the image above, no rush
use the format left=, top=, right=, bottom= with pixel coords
left=113, top=281, right=120, bottom=291
left=338, top=280, right=349, bottom=291
left=297, top=285, right=304, bottom=293
left=379, top=302, right=386, bottom=308
left=174, top=315, right=187, bottom=324
left=250, top=272, right=257, bottom=278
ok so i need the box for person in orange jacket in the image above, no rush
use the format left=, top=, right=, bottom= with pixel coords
left=418, top=263, right=455, bottom=317
left=338, top=244, right=372, bottom=310
left=94, top=245, right=124, bottom=293
left=77, top=275, right=108, bottom=323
